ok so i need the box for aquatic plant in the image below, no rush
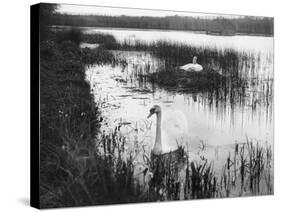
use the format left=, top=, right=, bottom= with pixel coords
left=116, top=39, right=241, bottom=76
left=55, top=28, right=84, bottom=45
left=83, top=33, right=118, bottom=49
left=147, top=68, right=227, bottom=93
left=189, top=160, right=217, bottom=199
left=81, top=47, right=115, bottom=65
left=217, top=139, right=273, bottom=197
left=39, top=30, right=124, bottom=208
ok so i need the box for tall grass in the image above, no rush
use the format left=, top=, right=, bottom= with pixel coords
left=218, top=140, right=273, bottom=197
left=39, top=30, right=131, bottom=208
left=117, top=39, right=271, bottom=113
left=83, top=33, right=118, bottom=49
left=150, top=139, right=272, bottom=199
left=81, top=34, right=258, bottom=101
left=116, top=39, right=242, bottom=76
left=81, top=33, right=240, bottom=72
left=55, top=28, right=83, bottom=45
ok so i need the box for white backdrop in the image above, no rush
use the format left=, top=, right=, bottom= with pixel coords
left=0, top=0, right=279, bottom=211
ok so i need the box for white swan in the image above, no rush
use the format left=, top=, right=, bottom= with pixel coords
left=147, top=105, right=188, bottom=200
left=180, top=56, right=203, bottom=72
left=147, top=105, right=188, bottom=155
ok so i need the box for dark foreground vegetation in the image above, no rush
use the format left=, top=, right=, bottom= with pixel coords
left=39, top=33, right=119, bottom=207
left=39, top=4, right=273, bottom=208
left=39, top=5, right=137, bottom=207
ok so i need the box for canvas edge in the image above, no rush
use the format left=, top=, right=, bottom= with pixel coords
left=30, top=3, right=40, bottom=209
left=29, top=2, right=275, bottom=209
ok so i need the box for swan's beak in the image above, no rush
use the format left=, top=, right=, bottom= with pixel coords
left=147, top=112, right=153, bottom=119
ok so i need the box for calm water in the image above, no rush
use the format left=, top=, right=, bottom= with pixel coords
left=83, top=27, right=273, bottom=54
left=83, top=27, right=273, bottom=168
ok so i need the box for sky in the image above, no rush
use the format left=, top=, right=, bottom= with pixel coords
left=57, top=3, right=243, bottom=19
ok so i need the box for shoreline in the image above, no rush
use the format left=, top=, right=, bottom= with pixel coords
left=51, top=24, right=274, bottom=37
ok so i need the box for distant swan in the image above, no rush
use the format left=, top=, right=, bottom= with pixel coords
left=180, top=56, right=203, bottom=72
left=147, top=105, right=188, bottom=155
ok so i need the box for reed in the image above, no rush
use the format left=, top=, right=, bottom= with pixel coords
left=146, top=140, right=272, bottom=201
left=116, top=39, right=243, bottom=76
left=217, top=139, right=273, bottom=197
left=83, top=33, right=118, bottom=49
left=189, top=160, right=217, bottom=199
left=39, top=30, right=127, bottom=208
left=55, top=28, right=84, bottom=45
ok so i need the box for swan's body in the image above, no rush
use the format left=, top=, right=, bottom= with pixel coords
left=147, top=105, right=188, bottom=155
left=180, top=63, right=203, bottom=72
left=180, top=56, right=203, bottom=72
left=147, top=105, right=187, bottom=199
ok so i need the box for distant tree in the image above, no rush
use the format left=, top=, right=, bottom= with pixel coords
left=39, top=3, right=59, bottom=41
left=48, top=13, right=273, bottom=36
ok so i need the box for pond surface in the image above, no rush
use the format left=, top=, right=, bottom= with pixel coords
left=86, top=53, right=273, bottom=169
left=82, top=27, right=274, bottom=54
left=82, top=27, right=273, bottom=171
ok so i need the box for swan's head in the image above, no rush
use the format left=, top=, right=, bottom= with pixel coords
left=192, top=56, right=197, bottom=64
left=147, top=105, right=161, bottom=118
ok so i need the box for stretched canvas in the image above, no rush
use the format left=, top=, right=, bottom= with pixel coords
left=30, top=3, right=274, bottom=209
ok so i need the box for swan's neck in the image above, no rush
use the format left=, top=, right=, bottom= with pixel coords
left=192, top=57, right=197, bottom=64
left=153, top=112, right=162, bottom=155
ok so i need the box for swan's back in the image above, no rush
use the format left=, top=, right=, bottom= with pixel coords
left=161, top=110, right=188, bottom=152
left=180, top=63, right=203, bottom=72
left=151, top=146, right=186, bottom=166
left=150, top=146, right=186, bottom=200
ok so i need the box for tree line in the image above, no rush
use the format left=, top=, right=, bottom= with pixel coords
left=49, top=13, right=273, bottom=36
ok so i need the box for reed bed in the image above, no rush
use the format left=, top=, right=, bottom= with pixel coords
left=147, top=140, right=273, bottom=200
left=39, top=30, right=127, bottom=208
left=83, top=33, right=272, bottom=106
left=94, top=130, right=274, bottom=202
left=117, top=40, right=241, bottom=74
left=83, top=33, right=118, bottom=49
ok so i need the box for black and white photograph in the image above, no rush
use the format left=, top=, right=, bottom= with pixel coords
left=31, top=2, right=273, bottom=209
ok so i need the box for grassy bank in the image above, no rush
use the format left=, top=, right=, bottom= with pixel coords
left=39, top=30, right=138, bottom=208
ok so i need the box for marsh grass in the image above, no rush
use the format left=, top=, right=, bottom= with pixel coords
left=39, top=30, right=134, bottom=208
left=116, top=40, right=258, bottom=99
left=145, top=139, right=272, bottom=201
left=116, top=39, right=243, bottom=75
left=83, top=34, right=270, bottom=107
left=188, top=159, right=217, bottom=199
left=83, top=33, right=118, bottom=49
left=82, top=33, right=242, bottom=74
left=218, top=139, right=273, bottom=197
left=147, top=68, right=227, bottom=93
